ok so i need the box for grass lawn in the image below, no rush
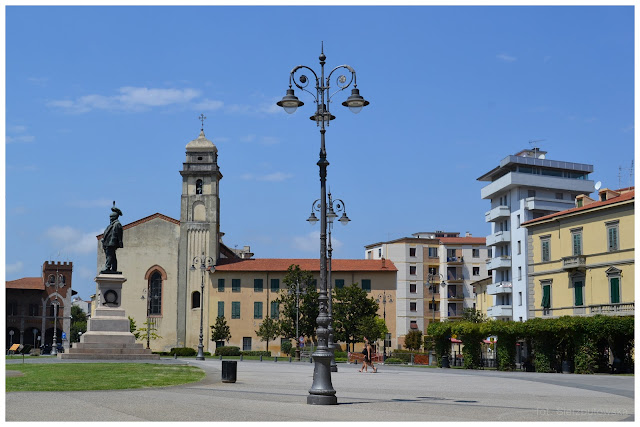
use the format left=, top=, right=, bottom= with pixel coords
left=6, top=363, right=205, bottom=392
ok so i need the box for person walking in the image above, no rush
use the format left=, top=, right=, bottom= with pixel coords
left=359, top=337, right=377, bottom=373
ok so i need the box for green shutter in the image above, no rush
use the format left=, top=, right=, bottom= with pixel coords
left=270, top=301, right=279, bottom=318
left=573, top=233, right=582, bottom=256
left=232, top=279, right=241, bottom=292
left=541, top=285, right=550, bottom=309
left=271, top=279, right=279, bottom=292
left=254, top=302, right=263, bottom=319
left=574, top=281, right=584, bottom=306
left=335, top=279, right=345, bottom=290
left=232, top=302, right=240, bottom=319
left=218, top=278, right=225, bottom=292
left=217, top=301, right=224, bottom=318
left=541, top=240, right=550, bottom=262
left=608, top=227, right=619, bottom=251
left=254, top=279, right=263, bottom=292
left=610, top=278, right=620, bottom=304
left=362, top=279, right=371, bottom=292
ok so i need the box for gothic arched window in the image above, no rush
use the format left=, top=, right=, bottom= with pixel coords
left=149, top=272, right=163, bottom=316
left=192, top=291, right=201, bottom=309
left=196, top=179, right=203, bottom=195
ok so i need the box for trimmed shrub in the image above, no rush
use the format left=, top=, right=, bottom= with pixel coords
left=384, top=357, right=403, bottom=364
left=215, top=346, right=241, bottom=356
left=170, top=347, right=197, bottom=356
left=335, top=351, right=347, bottom=359
left=241, top=351, right=271, bottom=357
left=281, top=340, right=292, bottom=356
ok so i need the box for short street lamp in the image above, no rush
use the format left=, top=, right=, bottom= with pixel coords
left=308, top=191, right=350, bottom=372
left=190, top=253, right=215, bottom=360
left=278, top=44, right=368, bottom=405
left=376, top=291, right=393, bottom=361
left=46, top=270, right=65, bottom=356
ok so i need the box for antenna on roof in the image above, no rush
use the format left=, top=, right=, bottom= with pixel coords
left=595, top=181, right=602, bottom=191
left=528, top=139, right=546, bottom=158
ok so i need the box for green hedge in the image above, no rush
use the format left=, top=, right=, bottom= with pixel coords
left=241, top=351, right=271, bottom=357
left=384, top=357, right=403, bottom=364
left=426, top=315, right=634, bottom=373
left=215, top=346, right=241, bottom=356
left=170, top=347, right=197, bottom=356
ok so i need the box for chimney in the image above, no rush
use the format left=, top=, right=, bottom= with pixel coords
left=465, top=231, right=472, bottom=237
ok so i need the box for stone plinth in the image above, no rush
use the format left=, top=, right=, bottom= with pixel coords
left=60, top=273, right=159, bottom=360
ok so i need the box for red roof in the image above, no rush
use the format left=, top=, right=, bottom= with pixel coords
left=97, top=213, right=179, bottom=239
left=438, top=237, right=486, bottom=245
left=522, top=189, right=634, bottom=226
left=215, top=258, right=397, bottom=272
left=6, top=277, right=44, bottom=290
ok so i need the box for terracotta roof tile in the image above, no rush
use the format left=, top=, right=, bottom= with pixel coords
left=438, top=237, right=486, bottom=245
left=215, top=258, right=397, bottom=272
left=522, top=189, right=634, bottom=226
left=6, top=277, right=44, bottom=290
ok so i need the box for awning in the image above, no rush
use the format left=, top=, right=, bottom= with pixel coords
left=450, top=338, right=462, bottom=343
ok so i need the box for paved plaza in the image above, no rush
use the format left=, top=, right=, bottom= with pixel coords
left=5, top=357, right=634, bottom=422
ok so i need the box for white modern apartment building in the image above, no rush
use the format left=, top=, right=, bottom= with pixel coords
left=477, top=148, right=594, bottom=321
left=365, top=231, right=489, bottom=348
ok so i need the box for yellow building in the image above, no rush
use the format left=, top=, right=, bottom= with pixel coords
left=471, top=277, right=494, bottom=318
left=213, top=258, right=397, bottom=353
left=523, top=187, right=634, bottom=318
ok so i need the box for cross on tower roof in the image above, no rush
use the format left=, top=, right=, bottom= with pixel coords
left=199, top=113, right=207, bottom=132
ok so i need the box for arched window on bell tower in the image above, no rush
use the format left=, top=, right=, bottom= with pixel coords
left=196, top=179, right=203, bottom=195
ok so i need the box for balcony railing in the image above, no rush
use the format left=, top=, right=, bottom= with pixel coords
left=486, top=230, right=511, bottom=247
left=589, top=303, right=634, bottom=315
left=486, top=256, right=511, bottom=270
left=487, top=281, right=512, bottom=295
left=562, top=255, right=586, bottom=270
left=487, top=304, right=513, bottom=318
left=446, top=256, right=463, bottom=263
left=485, top=205, right=510, bottom=223
left=446, top=285, right=464, bottom=300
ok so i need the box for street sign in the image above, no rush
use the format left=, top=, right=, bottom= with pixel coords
left=62, top=332, right=67, bottom=340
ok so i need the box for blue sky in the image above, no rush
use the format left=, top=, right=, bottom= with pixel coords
left=5, top=5, right=635, bottom=300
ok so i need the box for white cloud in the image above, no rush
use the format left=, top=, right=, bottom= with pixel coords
left=192, top=98, right=224, bottom=111
left=497, top=53, right=517, bottom=62
left=6, top=261, right=23, bottom=274
left=6, top=124, right=35, bottom=143
left=292, top=231, right=320, bottom=252
left=44, top=226, right=102, bottom=255
left=260, top=136, right=280, bottom=146
left=27, top=77, right=48, bottom=86
left=47, top=87, right=207, bottom=113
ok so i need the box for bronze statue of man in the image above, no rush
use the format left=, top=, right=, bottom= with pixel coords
left=101, top=202, right=123, bottom=274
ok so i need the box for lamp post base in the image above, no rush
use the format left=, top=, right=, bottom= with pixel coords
left=196, top=344, right=205, bottom=360
left=307, top=394, right=338, bottom=405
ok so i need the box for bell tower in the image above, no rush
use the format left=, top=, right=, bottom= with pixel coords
left=176, top=120, right=222, bottom=346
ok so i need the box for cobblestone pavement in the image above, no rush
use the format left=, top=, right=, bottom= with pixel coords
left=5, top=357, right=634, bottom=422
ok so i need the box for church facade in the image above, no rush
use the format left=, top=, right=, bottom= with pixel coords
left=96, top=129, right=398, bottom=353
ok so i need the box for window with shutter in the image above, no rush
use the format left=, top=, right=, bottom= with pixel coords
left=270, top=301, right=279, bottom=318
left=572, top=231, right=582, bottom=256
left=335, top=279, right=344, bottom=289
left=271, top=279, right=280, bottom=292
left=254, top=279, right=263, bottom=292
left=217, top=301, right=224, bottom=318
left=574, top=281, right=584, bottom=306
left=218, top=278, right=225, bottom=292
left=254, top=302, right=263, bottom=319
left=232, top=279, right=241, bottom=292
left=541, top=284, right=551, bottom=309
left=232, top=302, right=240, bottom=319
left=607, top=224, right=619, bottom=251
left=610, top=277, right=620, bottom=304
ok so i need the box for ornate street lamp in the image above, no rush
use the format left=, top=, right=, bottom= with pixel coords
left=376, top=291, right=393, bottom=361
left=426, top=273, right=446, bottom=323
left=46, top=270, right=65, bottom=356
left=190, top=253, right=215, bottom=360
left=278, top=44, right=367, bottom=405
left=308, top=191, right=349, bottom=372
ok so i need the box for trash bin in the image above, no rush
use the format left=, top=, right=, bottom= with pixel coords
left=441, top=355, right=450, bottom=368
left=561, top=360, right=571, bottom=374
left=222, top=360, right=237, bottom=383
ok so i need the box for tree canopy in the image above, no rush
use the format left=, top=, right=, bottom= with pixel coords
left=276, top=265, right=319, bottom=341
left=333, top=283, right=379, bottom=351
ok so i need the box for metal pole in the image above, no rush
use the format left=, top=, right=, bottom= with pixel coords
left=51, top=300, right=58, bottom=356
left=196, top=267, right=205, bottom=360
left=146, top=289, right=151, bottom=350
left=307, top=48, right=337, bottom=406
left=327, top=203, right=338, bottom=373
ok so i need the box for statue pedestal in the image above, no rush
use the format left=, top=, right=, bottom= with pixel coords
left=59, top=273, right=159, bottom=360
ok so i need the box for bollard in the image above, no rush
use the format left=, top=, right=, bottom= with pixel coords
left=274, top=356, right=278, bottom=362
left=240, top=354, right=243, bottom=361
left=289, top=356, right=292, bottom=363
left=219, top=354, right=222, bottom=361
left=411, top=353, right=414, bottom=365
left=221, top=360, right=237, bottom=383
left=260, top=355, right=263, bottom=362
left=174, top=354, right=177, bottom=359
